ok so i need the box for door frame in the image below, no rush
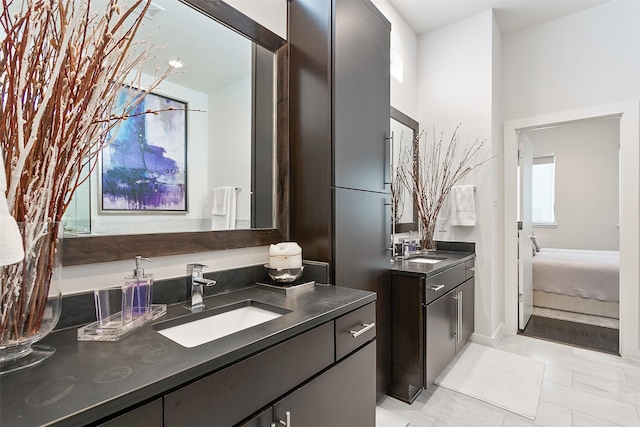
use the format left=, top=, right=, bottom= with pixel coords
left=517, top=136, right=534, bottom=330
left=503, top=100, right=640, bottom=360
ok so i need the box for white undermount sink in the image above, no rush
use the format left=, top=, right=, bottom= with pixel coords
left=406, top=256, right=445, bottom=264
left=155, top=301, right=288, bottom=348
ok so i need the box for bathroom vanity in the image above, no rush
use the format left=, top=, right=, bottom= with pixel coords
left=390, top=247, right=475, bottom=403
left=0, top=285, right=376, bottom=426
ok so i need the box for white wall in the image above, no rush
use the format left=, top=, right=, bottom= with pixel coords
left=372, top=0, right=419, bottom=119
left=528, top=118, right=620, bottom=251
left=226, top=0, right=287, bottom=39
left=208, top=77, right=252, bottom=228
left=501, top=0, right=640, bottom=358
left=417, top=10, right=503, bottom=344
left=502, top=0, right=640, bottom=121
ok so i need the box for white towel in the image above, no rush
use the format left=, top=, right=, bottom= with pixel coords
left=211, top=186, right=237, bottom=230
left=449, top=185, right=476, bottom=226
left=0, top=158, right=24, bottom=266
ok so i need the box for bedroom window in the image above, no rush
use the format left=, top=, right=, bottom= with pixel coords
left=532, top=155, right=556, bottom=225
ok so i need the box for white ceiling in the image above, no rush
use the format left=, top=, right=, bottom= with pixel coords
left=387, top=0, right=612, bottom=35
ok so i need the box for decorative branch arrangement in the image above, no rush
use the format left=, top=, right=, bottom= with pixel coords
left=0, top=0, right=170, bottom=344
left=397, top=124, right=489, bottom=250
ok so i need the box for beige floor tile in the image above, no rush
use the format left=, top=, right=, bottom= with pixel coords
left=502, top=334, right=574, bottom=355
left=377, top=395, right=441, bottom=426
left=572, top=371, right=640, bottom=406
left=501, top=401, right=571, bottom=427
left=532, top=401, right=572, bottom=427
left=541, top=381, right=640, bottom=427
left=624, top=366, right=640, bottom=386
left=496, top=341, right=529, bottom=356
left=416, top=386, right=507, bottom=427
left=573, top=411, right=631, bottom=427
left=527, top=347, right=627, bottom=382
left=572, top=347, right=637, bottom=369
left=544, top=365, right=573, bottom=387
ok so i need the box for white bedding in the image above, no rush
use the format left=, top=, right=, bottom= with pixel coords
left=532, top=248, right=619, bottom=302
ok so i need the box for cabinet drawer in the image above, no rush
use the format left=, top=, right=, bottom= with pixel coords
left=465, top=258, right=475, bottom=280
left=335, top=302, right=376, bottom=360
left=164, top=322, right=334, bottom=427
left=424, top=264, right=466, bottom=305
left=98, top=398, right=162, bottom=427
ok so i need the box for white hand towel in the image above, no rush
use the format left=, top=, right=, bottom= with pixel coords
left=449, top=185, right=476, bottom=226
left=211, top=186, right=237, bottom=230
left=0, top=159, right=25, bottom=266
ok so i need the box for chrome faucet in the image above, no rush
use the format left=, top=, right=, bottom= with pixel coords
left=186, top=263, right=217, bottom=311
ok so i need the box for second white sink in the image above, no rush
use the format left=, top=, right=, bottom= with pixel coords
left=155, top=301, right=288, bottom=348
left=406, top=257, right=445, bottom=264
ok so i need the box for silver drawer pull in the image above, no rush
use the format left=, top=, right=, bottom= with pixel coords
left=468, top=267, right=476, bottom=271
left=429, top=284, right=445, bottom=292
left=278, top=411, right=291, bottom=426
left=349, top=322, right=375, bottom=338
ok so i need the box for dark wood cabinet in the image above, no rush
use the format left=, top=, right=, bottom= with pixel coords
left=162, top=303, right=376, bottom=427
left=289, top=0, right=391, bottom=400
left=391, top=260, right=475, bottom=403
left=425, top=288, right=457, bottom=386
left=334, top=0, right=391, bottom=192
left=390, top=274, right=424, bottom=402
left=97, top=398, right=162, bottom=427
left=458, top=277, right=475, bottom=353
left=164, top=322, right=334, bottom=427
left=239, top=408, right=273, bottom=427
left=273, top=341, right=376, bottom=427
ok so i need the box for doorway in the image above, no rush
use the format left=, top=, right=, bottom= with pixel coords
left=517, top=118, right=621, bottom=354
left=503, top=101, right=640, bottom=360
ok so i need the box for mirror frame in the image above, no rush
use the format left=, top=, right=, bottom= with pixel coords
left=391, top=106, right=419, bottom=234
left=63, top=0, right=289, bottom=265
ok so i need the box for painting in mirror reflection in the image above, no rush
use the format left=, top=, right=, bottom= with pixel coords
left=61, top=1, right=276, bottom=236
left=101, top=87, right=187, bottom=212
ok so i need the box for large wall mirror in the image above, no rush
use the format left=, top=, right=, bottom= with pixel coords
left=63, top=0, right=288, bottom=265
left=390, top=107, right=418, bottom=235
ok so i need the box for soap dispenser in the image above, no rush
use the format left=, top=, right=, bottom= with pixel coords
left=124, top=256, right=153, bottom=318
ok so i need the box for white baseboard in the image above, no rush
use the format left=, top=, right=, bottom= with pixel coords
left=469, top=322, right=504, bottom=348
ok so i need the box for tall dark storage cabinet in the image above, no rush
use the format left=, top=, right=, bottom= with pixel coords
left=289, top=0, right=392, bottom=400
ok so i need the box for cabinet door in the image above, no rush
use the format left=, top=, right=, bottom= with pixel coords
left=425, top=291, right=456, bottom=387
left=334, top=0, right=391, bottom=192
left=457, top=277, right=475, bottom=352
left=390, top=273, right=424, bottom=402
left=273, top=341, right=375, bottom=426
left=334, top=187, right=390, bottom=400
left=238, top=408, right=273, bottom=427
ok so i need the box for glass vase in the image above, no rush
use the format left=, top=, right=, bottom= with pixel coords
left=0, top=222, right=62, bottom=375
left=421, top=220, right=437, bottom=252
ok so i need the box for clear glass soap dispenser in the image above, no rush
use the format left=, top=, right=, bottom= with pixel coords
left=124, top=256, right=154, bottom=318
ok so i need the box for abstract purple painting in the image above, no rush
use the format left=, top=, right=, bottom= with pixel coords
left=101, top=87, right=187, bottom=212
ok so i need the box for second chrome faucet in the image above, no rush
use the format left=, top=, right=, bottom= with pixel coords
left=186, top=263, right=217, bottom=311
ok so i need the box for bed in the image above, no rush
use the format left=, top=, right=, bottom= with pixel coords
left=532, top=247, right=619, bottom=319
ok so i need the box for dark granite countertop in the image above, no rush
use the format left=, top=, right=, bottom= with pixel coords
left=390, top=250, right=475, bottom=277
left=0, top=284, right=375, bottom=427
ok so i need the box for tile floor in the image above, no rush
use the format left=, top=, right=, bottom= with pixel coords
left=377, top=333, right=640, bottom=427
